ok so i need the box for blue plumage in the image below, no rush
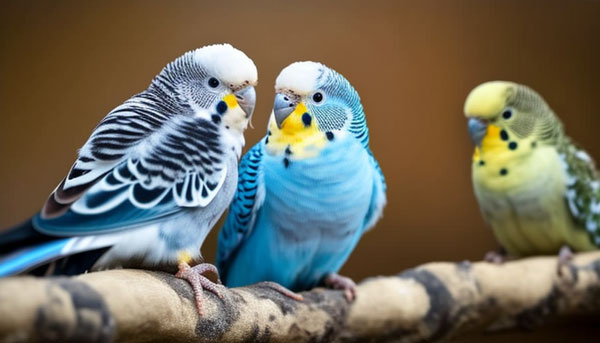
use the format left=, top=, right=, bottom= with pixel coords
left=0, top=239, right=71, bottom=277
left=217, top=61, right=386, bottom=293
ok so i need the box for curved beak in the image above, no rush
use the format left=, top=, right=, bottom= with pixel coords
left=273, top=93, right=296, bottom=129
left=468, top=118, right=488, bottom=147
left=234, top=86, right=256, bottom=118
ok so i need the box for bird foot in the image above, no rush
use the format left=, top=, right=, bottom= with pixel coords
left=557, top=245, right=574, bottom=277
left=259, top=281, right=304, bottom=301
left=324, top=273, right=357, bottom=302
left=176, top=262, right=224, bottom=315
left=484, top=249, right=508, bottom=264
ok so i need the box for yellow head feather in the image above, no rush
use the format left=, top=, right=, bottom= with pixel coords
left=464, top=81, right=517, bottom=119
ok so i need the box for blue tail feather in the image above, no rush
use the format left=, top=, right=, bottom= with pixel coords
left=0, top=218, right=57, bottom=254
left=0, top=239, right=71, bottom=277
left=0, top=218, right=112, bottom=276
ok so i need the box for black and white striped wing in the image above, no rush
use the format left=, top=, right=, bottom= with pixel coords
left=36, top=97, right=226, bottom=235
left=40, top=98, right=168, bottom=219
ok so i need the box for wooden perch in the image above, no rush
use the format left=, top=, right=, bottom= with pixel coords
left=1, top=252, right=600, bottom=343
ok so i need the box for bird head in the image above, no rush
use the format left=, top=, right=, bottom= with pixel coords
left=464, top=81, right=561, bottom=155
left=266, top=61, right=366, bottom=158
left=154, top=43, right=258, bottom=133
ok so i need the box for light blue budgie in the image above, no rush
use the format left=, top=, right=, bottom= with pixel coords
left=216, top=61, right=386, bottom=300
left=0, top=43, right=257, bottom=314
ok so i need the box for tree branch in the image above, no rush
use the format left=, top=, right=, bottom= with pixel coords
left=1, top=252, right=599, bottom=342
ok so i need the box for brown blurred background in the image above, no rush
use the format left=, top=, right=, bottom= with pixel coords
left=1, top=1, right=599, bottom=341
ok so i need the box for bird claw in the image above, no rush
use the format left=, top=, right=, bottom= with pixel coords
left=324, top=273, right=357, bottom=302
left=176, top=262, right=224, bottom=315
left=259, top=281, right=304, bottom=301
left=557, top=245, right=574, bottom=277
left=484, top=250, right=508, bottom=264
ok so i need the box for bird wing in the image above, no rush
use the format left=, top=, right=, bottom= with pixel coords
left=216, top=141, right=265, bottom=274
left=363, top=148, right=387, bottom=232
left=560, top=139, right=600, bottom=246
left=35, top=98, right=227, bottom=236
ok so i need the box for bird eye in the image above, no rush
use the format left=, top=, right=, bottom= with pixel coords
left=502, top=109, right=512, bottom=119
left=208, top=77, right=220, bottom=88
left=312, top=92, right=323, bottom=103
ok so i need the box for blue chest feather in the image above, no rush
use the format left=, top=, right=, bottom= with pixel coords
left=262, top=137, right=372, bottom=234
left=225, top=137, right=375, bottom=290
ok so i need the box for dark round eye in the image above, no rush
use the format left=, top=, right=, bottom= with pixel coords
left=208, top=77, right=220, bottom=88
left=502, top=109, right=512, bottom=119
left=312, top=92, right=323, bottom=103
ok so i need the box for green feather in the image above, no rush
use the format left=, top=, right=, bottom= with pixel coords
left=558, top=137, right=600, bottom=245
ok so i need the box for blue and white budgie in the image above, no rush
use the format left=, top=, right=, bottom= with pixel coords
left=216, top=61, right=386, bottom=300
left=0, top=43, right=257, bottom=314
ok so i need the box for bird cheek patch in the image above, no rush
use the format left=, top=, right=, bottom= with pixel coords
left=216, top=94, right=238, bottom=116
left=216, top=101, right=228, bottom=115
left=302, top=113, right=312, bottom=127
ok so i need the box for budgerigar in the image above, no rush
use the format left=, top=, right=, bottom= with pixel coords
left=216, top=61, right=386, bottom=300
left=464, top=81, right=599, bottom=267
left=0, top=43, right=257, bottom=314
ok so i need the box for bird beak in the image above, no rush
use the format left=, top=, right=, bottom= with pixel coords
left=468, top=118, right=488, bottom=147
left=234, top=86, right=256, bottom=118
left=273, top=93, right=297, bottom=129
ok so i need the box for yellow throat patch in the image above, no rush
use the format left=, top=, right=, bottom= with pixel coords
left=472, top=124, right=505, bottom=160
left=223, top=93, right=239, bottom=109
left=472, top=122, right=539, bottom=191
left=221, top=93, right=249, bottom=133
left=265, top=102, right=327, bottom=159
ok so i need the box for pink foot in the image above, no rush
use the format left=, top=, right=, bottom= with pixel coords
left=484, top=249, right=508, bottom=264
left=324, top=273, right=357, bottom=302
left=260, top=281, right=304, bottom=301
left=176, top=262, right=223, bottom=315
left=557, top=245, right=574, bottom=277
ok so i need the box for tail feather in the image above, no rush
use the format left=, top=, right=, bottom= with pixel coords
left=29, top=247, right=111, bottom=276
left=0, top=218, right=57, bottom=254
left=0, top=219, right=119, bottom=276
left=0, top=239, right=72, bottom=277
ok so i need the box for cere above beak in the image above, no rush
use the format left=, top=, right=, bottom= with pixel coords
left=273, top=93, right=296, bottom=129
left=235, top=86, right=256, bottom=118
left=468, top=117, right=488, bottom=147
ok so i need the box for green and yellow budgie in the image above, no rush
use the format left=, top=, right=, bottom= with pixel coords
left=464, top=81, right=599, bottom=264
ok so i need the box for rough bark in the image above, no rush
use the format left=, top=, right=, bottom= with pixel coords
left=1, top=252, right=599, bottom=343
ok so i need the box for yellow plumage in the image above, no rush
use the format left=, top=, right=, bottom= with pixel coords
left=465, top=81, right=597, bottom=257
left=221, top=93, right=250, bottom=135
left=464, top=81, right=514, bottom=118
left=265, top=102, right=327, bottom=159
